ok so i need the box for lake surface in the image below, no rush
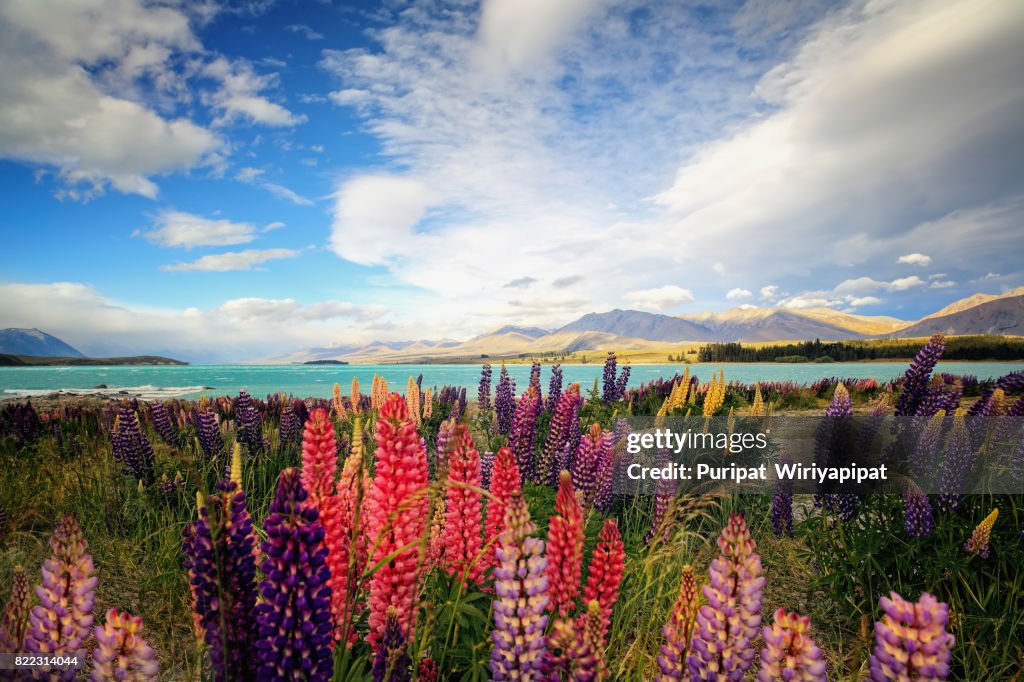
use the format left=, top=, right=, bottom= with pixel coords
left=2, top=362, right=1022, bottom=401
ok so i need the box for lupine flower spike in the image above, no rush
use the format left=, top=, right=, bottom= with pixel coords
left=407, top=376, right=421, bottom=427
left=255, top=468, right=334, bottom=681
left=300, top=408, right=338, bottom=507
left=757, top=609, right=826, bottom=682
left=546, top=471, right=585, bottom=617
left=351, top=377, right=361, bottom=415
left=0, top=565, right=30, bottom=655
left=656, top=564, right=699, bottom=681
left=483, top=447, right=521, bottom=573
left=441, top=424, right=485, bottom=584
left=687, top=513, right=765, bottom=681
left=965, top=508, right=998, bottom=558
left=579, top=519, right=625, bottom=642
left=23, top=515, right=97, bottom=681
left=870, top=592, right=954, bottom=682
left=90, top=609, right=159, bottom=681
left=365, top=394, right=430, bottom=649
left=371, top=607, right=411, bottom=682
left=490, top=492, right=549, bottom=680
left=333, top=383, right=348, bottom=420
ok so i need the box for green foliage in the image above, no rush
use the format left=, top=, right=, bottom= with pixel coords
left=698, top=336, right=1024, bottom=362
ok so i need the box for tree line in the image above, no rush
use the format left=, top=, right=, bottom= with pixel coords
left=696, top=336, right=1024, bottom=362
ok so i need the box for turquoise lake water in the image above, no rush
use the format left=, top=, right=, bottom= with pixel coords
left=1, top=362, right=1022, bottom=401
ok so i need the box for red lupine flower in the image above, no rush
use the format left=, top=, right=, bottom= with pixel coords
left=578, top=519, right=625, bottom=641
left=365, top=394, right=430, bottom=649
left=323, top=418, right=371, bottom=646
left=300, top=408, right=338, bottom=507
left=441, top=424, right=485, bottom=584
left=546, top=470, right=585, bottom=617
left=483, top=447, right=521, bottom=573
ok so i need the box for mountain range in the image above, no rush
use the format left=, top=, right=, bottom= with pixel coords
left=270, top=287, right=1024, bottom=363
left=4, top=288, right=1023, bottom=364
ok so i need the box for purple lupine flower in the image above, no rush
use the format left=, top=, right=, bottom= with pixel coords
left=23, top=515, right=97, bottom=681
left=687, top=514, right=765, bottom=681
left=546, top=364, right=563, bottom=412
left=494, top=365, right=516, bottom=436
left=938, top=415, right=972, bottom=512
left=434, top=418, right=456, bottom=481
left=255, top=468, right=333, bottom=681
left=478, top=364, right=493, bottom=411
left=903, top=484, right=934, bottom=539
left=915, top=376, right=962, bottom=417
left=150, top=401, right=183, bottom=448
left=197, top=409, right=224, bottom=459
left=968, top=370, right=1024, bottom=416
left=291, top=398, right=310, bottom=430
left=371, top=608, right=411, bottom=682
left=771, top=459, right=793, bottom=537
left=235, top=391, right=264, bottom=455
left=112, top=405, right=155, bottom=484
left=615, top=364, right=631, bottom=402
left=870, top=592, right=954, bottom=682
left=181, top=480, right=259, bottom=681
left=571, top=424, right=603, bottom=508
left=481, top=450, right=496, bottom=489
left=757, top=609, right=827, bottom=682
left=563, top=401, right=582, bottom=471
left=594, top=428, right=616, bottom=513
left=508, top=388, right=541, bottom=482
left=645, top=450, right=675, bottom=546
left=528, top=362, right=542, bottom=409
left=896, top=334, right=946, bottom=417
left=279, top=404, right=301, bottom=448
left=815, top=385, right=854, bottom=516
left=602, top=353, right=618, bottom=403
left=539, top=387, right=581, bottom=486
left=490, top=492, right=549, bottom=680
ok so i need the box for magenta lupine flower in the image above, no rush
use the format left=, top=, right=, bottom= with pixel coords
left=490, top=492, right=549, bottom=680
left=481, top=449, right=496, bottom=488
left=197, top=409, right=224, bottom=458
left=546, top=364, right=563, bottom=412
left=434, top=417, right=456, bottom=481
left=539, top=386, right=581, bottom=486
left=255, top=468, right=333, bottom=681
left=687, top=514, right=765, bottom=681
left=478, top=363, right=493, bottom=411
left=896, top=335, right=946, bottom=417
left=112, top=406, right=155, bottom=484
left=657, top=564, right=699, bottom=681
left=509, top=388, right=541, bottom=482
left=869, top=592, right=954, bottom=682
left=371, top=608, right=411, bottom=682
left=279, top=404, right=301, bottom=447
left=602, top=353, right=619, bottom=403
left=528, top=362, right=542, bottom=409
left=615, top=364, right=631, bottom=402
left=757, top=609, right=826, bottom=682
left=23, top=515, right=97, bottom=681
left=771, top=460, right=793, bottom=537
left=150, top=401, right=183, bottom=448
left=571, top=423, right=604, bottom=508
left=181, top=480, right=259, bottom=681
left=645, top=450, right=675, bottom=546
left=495, top=365, right=517, bottom=436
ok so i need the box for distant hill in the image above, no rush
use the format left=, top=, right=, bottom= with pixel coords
left=883, top=294, right=1024, bottom=338
left=263, top=287, right=1024, bottom=364
left=0, top=354, right=187, bottom=366
left=556, top=309, right=716, bottom=342
left=0, top=328, right=84, bottom=357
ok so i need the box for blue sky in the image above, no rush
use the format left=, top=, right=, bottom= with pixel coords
left=0, top=0, right=1022, bottom=361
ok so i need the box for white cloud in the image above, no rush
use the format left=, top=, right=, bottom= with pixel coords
left=759, top=285, right=780, bottom=301
left=0, top=281, right=389, bottom=362
left=330, top=175, right=437, bottom=266
left=286, top=24, right=324, bottom=41
left=235, top=167, right=314, bottom=205
left=264, top=221, right=286, bottom=232
left=897, top=253, right=932, bottom=266
left=930, top=280, right=956, bottom=289
left=623, top=285, right=695, bottom=311
left=889, top=276, right=925, bottom=291
left=726, top=288, right=753, bottom=300
left=162, top=248, right=301, bottom=271
left=711, top=262, right=726, bottom=274
left=138, top=210, right=256, bottom=248
left=0, top=0, right=220, bottom=198
left=848, top=296, right=882, bottom=306
left=201, top=57, right=306, bottom=127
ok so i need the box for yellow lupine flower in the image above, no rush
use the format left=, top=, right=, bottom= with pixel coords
left=230, top=442, right=243, bottom=489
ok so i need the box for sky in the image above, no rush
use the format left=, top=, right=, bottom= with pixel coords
left=0, top=0, right=1022, bottom=362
